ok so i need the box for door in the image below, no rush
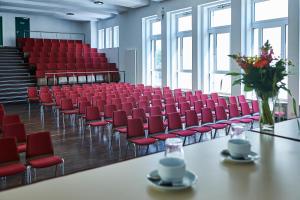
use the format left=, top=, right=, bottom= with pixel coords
left=15, top=17, right=30, bottom=39
left=0, top=16, right=3, bottom=46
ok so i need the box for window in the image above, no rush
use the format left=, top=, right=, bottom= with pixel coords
left=143, top=16, right=162, bottom=87
left=171, top=10, right=193, bottom=90
left=207, top=3, right=231, bottom=95
left=105, top=27, right=112, bottom=48
left=249, top=0, right=288, bottom=100
left=98, top=29, right=105, bottom=49
left=113, top=26, right=119, bottom=48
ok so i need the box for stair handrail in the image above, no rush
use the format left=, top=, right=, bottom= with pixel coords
left=23, top=30, right=85, bottom=43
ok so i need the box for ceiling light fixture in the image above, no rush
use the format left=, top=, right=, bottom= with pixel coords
left=94, top=1, right=104, bottom=5
left=66, top=13, right=74, bottom=15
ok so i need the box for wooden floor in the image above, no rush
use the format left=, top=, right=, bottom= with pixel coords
left=1, top=102, right=230, bottom=191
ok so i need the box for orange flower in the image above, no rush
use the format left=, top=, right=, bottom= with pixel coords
left=254, top=59, right=269, bottom=68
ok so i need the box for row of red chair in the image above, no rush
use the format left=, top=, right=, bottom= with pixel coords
left=30, top=57, right=107, bottom=65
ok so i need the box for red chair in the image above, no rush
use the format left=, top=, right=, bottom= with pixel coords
left=27, top=87, right=39, bottom=117
left=3, top=123, right=27, bottom=153
left=26, top=132, right=64, bottom=183
left=165, top=104, right=177, bottom=115
left=229, top=96, right=238, bottom=105
left=148, top=115, right=176, bottom=141
left=167, top=112, right=196, bottom=145
left=85, top=106, right=109, bottom=138
left=179, top=102, right=191, bottom=116
left=228, top=104, right=253, bottom=125
left=240, top=102, right=259, bottom=122
left=60, top=98, right=78, bottom=129
left=252, top=100, right=260, bottom=114
left=138, top=100, right=150, bottom=113
left=132, top=108, right=148, bottom=129
left=206, top=99, right=216, bottom=112
left=122, top=102, right=133, bottom=117
left=218, top=98, right=229, bottom=112
left=185, top=110, right=212, bottom=142
left=210, top=92, right=219, bottom=104
left=78, top=101, right=91, bottom=128
left=125, top=118, right=156, bottom=157
left=2, top=115, right=22, bottom=131
left=152, top=99, right=163, bottom=109
left=112, top=110, right=128, bottom=135
left=194, top=100, right=204, bottom=117
left=237, top=95, right=247, bottom=104
left=0, top=138, right=27, bottom=185
left=149, top=106, right=164, bottom=117
left=40, top=92, right=55, bottom=121
left=104, top=104, right=117, bottom=122
left=201, top=108, right=228, bottom=139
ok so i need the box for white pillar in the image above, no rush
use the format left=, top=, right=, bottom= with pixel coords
left=192, top=6, right=200, bottom=91
left=161, top=12, right=168, bottom=87
left=287, top=0, right=300, bottom=118
left=230, top=0, right=244, bottom=96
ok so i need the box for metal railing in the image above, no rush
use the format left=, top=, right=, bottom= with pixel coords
left=23, top=30, right=85, bottom=43
left=44, top=70, right=125, bottom=85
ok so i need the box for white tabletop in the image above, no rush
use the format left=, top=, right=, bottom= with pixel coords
left=1, top=132, right=300, bottom=200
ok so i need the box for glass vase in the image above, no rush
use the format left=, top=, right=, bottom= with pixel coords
left=256, top=94, right=277, bottom=133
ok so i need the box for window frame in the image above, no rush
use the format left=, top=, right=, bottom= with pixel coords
left=98, top=29, right=105, bottom=49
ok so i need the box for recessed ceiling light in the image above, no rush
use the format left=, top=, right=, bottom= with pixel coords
left=94, top=1, right=104, bottom=5
left=66, top=13, right=74, bottom=15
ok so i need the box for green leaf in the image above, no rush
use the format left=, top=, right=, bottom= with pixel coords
left=232, top=78, right=242, bottom=86
left=226, top=72, right=241, bottom=76
left=292, top=98, right=300, bottom=129
left=244, top=85, right=253, bottom=92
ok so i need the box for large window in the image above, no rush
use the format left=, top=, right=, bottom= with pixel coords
left=98, top=29, right=105, bottom=49
left=105, top=27, right=112, bottom=48
left=113, top=26, right=119, bottom=48
left=143, top=17, right=162, bottom=87
left=171, top=10, right=192, bottom=90
left=207, top=3, right=231, bottom=95
left=249, top=0, right=288, bottom=100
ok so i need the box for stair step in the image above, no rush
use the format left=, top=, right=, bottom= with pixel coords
left=0, top=76, right=36, bottom=81
left=0, top=82, right=35, bottom=88
left=0, top=60, right=24, bottom=63
left=0, top=90, right=28, bottom=97
left=0, top=86, right=31, bottom=92
left=0, top=65, right=30, bottom=69
left=0, top=95, right=28, bottom=101
left=0, top=99, right=27, bottom=104
left=0, top=79, right=35, bottom=84
left=0, top=63, right=29, bottom=66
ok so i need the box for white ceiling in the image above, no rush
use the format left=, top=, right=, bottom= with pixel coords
left=0, top=0, right=159, bottom=21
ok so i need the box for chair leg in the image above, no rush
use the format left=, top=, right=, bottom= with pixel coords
left=146, top=145, right=149, bottom=154
left=125, top=142, right=130, bottom=159
left=61, top=159, right=65, bottom=175
left=198, top=134, right=203, bottom=142
left=134, top=144, right=137, bottom=157
left=1, top=177, right=7, bottom=188
left=28, top=102, right=31, bottom=119
left=62, top=113, right=65, bottom=129
left=27, top=166, right=32, bottom=184
left=183, top=136, right=187, bottom=146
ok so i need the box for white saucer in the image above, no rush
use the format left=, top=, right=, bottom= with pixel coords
left=221, top=149, right=259, bottom=163
left=147, top=169, right=198, bottom=190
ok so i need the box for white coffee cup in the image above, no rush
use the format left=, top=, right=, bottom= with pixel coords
left=228, top=139, right=251, bottom=158
left=158, top=157, right=186, bottom=183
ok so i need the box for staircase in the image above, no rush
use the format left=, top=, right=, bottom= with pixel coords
left=0, top=47, right=36, bottom=104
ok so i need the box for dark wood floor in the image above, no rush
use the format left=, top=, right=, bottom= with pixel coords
left=1, top=102, right=229, bottom=191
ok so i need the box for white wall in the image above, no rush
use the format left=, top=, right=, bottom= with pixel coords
left=0, top=12, right=87, bottom=46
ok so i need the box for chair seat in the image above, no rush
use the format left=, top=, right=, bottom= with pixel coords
left=88, top=121, right=109, bottom=127
left=239, top=118, right=253, bottom=123
left=205, top=123, right=228, bottom=129
left=115, top=127, right=127, bottom=134
left=170, top=129, right=196, bottom=137
left=42, top=102, right=55, bottom=106
left=0, top=163, right=26, bottom=177
left=188, top=126, right=212, bottom=133
left=62, top=109, right=79, bottom=115
left=129, top=137, right=156, bottom=145
left=17, top=143, right=26, bottom=153
left=251, top=115, right=260, bottom=121
left=28, top=155, right=63, bottom=168
left=275, top=111, right=285, bottom=117
left=151, top=133, right=177, bottom=141
left=106, top=119, right=113, bottom=123
left=143, top=123, right=149, bottom=130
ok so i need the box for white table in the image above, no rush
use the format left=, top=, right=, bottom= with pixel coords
left=1, top=132, right=300, bottom=200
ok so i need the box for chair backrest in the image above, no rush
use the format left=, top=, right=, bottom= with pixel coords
left=185, top=91, right=193, bottom=98
left=96, top=99, right=106, bottom=113
left=206, top=99, right=216, bottom=111
left=148, top=115, right=165, bottom=135
left=165, top=104, right=177, bottom=115
left=138, top=100, right=150, bottom=113
left=228, top=104, right=241, bottom=118
left=167, top=112, right=182, bottom=131
left=194, top=100, right=204, bottom=114
left=179, top=102, right=191, bottom=116
left=177, top=96, right=187, bottom=104
left=28, top=87, right=38, bottom=98
left=152, top=99, right=162, bottom=109
left=79, top=101, right=91, bottom=115
left=104, top=104, right=117, bottom=118
left=3, top=123, right=26, bottom=143
left=237, top=95, right=247, bottom=104
left=111, top=98, right=122, bottom=110
left=229, top=96, right=238, bottom=105
left=149, top=106, right=162, bottom=116
left=113, top=110, right=128, bottom=127
left=85, top=106, right=101, bottom=121
left=121, top=102, right=133, bottom=116
left=201, top=94, right=209, bottom=104
left=211, top=92, right=219, bottom=101
left=218, top=98, right=228, bottom=108
left=240, top=102, right=252, bottom=116
left=132, top=108, right=147, bottom=123
left=165, top=97, right=175, bottom=105
left=195, top=90, right=202, bottom=99
left=40, top=92, right=52, bottom=103
left=26, top=132, right=54, bottom=159
left=215, top=106, right=228, bottom=121
left=2, top=115, right=21, bottom=126
left=189, top=95, right=198, bottom=104
left=201, top=108, right=214, bottom=124
left=61, top=98, right=74, bottom=110
left=0, top=138, right=20, bottom=164
left=127, top=118, right=145, bottom=138
left=185, top=110, right=199, bottom=128
left=252, top=100, right=260, bottom=113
